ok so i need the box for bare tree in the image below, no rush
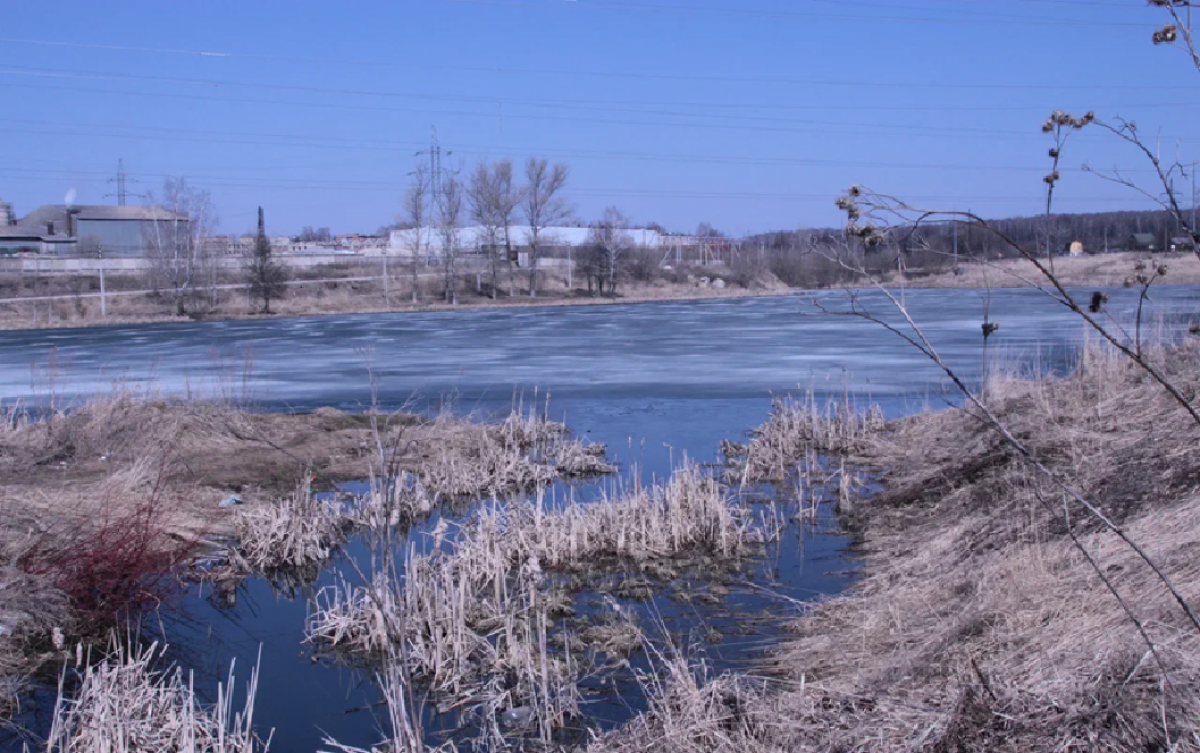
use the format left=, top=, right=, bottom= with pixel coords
left=437, top=175, right=463, bottom=305
left=468, top=162, right=502, bottom=299
left=144, top=177, right=216, bottom=316
left=493, top=159, right=523, bottom=298
left=246, top=206, right=288, bottom=314
left=402, top=165, right=430, bottom=305
left=587, top=206, right=633, bottom=295
left=523, top=158, right=570, bottom=298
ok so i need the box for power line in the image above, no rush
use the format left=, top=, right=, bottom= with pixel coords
left=446, top=0, right=1148, bottom=27
left=0, top=39, right=1185, bottom=90
left=0, top=170, right=1162, bottom=206
left=1, top=81, right=1192, bottom=148
left=0, top=165, right=1167, bottom=203
left=0, top=122, right=1164, bottom=174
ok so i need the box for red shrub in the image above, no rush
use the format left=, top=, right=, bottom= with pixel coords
left=17, top=488, right=196, bottom=633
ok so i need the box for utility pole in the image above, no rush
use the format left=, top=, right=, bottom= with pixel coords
left=953, top=220, right=959, bottom=266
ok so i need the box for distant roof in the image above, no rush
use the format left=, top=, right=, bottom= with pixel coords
left=0, top=226, right=73, bottom=241
left=0, top=226, right=47, bottom=239
left=18, top=204, right=187, bottom=225
left=77, top=205, right=187, bottom=221
left=1130, top=233, right=1157, bottom=243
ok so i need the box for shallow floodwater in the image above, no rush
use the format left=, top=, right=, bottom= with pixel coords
left=1, top=286, right=1196, bottom=751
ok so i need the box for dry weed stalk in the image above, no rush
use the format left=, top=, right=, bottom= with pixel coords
left=40, top=641, right=268, bottom=753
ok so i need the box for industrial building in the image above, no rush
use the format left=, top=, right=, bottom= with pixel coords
left=387, top=225, right=663, bottom=261
left=0, top=200, right=188, bottom=257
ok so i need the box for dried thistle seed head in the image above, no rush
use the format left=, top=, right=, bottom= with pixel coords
left=1055, top=111, right=1073, bottom=126
left=1043, top=171, right=1061, bottom=185
left=981, top=321, right=1000, bottom=338
left=1042, top=119, right=1055, bottom=133
left=848, top=185, right=863, bottom=198
left=845, top=221, right=861, bottom=236
left=1088, top=291, right=1109, bottom=313
left=1049, top=147, right=1060, bottom=159
left=1157, top=265, right=1169, bottom=277
left=1134, top=261, right=1147, bottom=271
left=1153, top=24, right=1178, bottom=44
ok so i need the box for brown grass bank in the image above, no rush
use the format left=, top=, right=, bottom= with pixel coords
left=593, top=342, right=1200, bottom=752
left=0, top=391, right=609, bottom=727
left=0, top=267, right=792, bottom=332
left=890, top=250, right=1200, bottom=289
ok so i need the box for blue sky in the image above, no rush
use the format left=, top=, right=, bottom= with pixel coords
left=0, top=0, right=1196, bottom=236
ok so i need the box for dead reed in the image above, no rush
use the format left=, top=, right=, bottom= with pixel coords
left=308, top=461, right=768, bottom=743
left=231, top=477, right=352, bottom=573
left=40, top=641, right=269, bottom=753
left=726, top=391, right=883, bottom=484
left=593, top=340, right=1200, bottom=752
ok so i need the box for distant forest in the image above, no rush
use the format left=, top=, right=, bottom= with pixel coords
left=749, top=208, right=1195, bottom=259
left=740, top=208, right=1196, bottom=287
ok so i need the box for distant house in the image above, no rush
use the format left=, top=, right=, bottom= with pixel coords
left=1128, top=233, right=1157, bottom=252
left=15, top=204, right=188, bottom=257
left=1169, top=236, right=1196, bottom=252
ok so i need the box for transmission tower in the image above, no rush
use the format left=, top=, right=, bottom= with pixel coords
left=415, top=127, right=452, bottom=197
left=104, top=159, right=144, bottom=205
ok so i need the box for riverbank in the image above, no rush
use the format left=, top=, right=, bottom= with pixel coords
left=889, top=249, right=1200, bottom=289
left=0, top=392, right=610, bottom=725
left=595, top=340, right=1200, bottom=751
left=0, top=269, right=792, bottom=332
left=4, top=250, right=1196, bottom=334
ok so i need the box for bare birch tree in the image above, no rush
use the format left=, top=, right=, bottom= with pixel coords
left=402, top=165, right=430, bottom=305
left=144, top=177, right=216, bottom=316
left=587, top=206, right=633, bottom=295
left=523, top=158, right=570, bottom=298
left=493, top=159, right=523, bottom=298
left=468, top=162, right=502, bottom=299
left=437, top=174, right=463, bottom=305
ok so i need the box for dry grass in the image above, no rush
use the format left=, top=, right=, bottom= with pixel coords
left=39, top=641, right=268, bottom=752
left=308, top=462, right=770, bottom=742
left=231, top=477, right=352, bottom=573
left=723, top=390, right=884, bottom=485
left=593, top=341, right=1200, bottom=752
left=889, top=250, right=1200, bottom=289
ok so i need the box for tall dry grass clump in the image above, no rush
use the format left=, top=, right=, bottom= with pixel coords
left=231, top=477, right=352, bottom=573
left=593, top=341, right=1200, bottom=752
left=410, top=405, right=614, bottom=500
left=40, top=641, right=269, bottom=753
left=724, top=390, right=884, bottom=485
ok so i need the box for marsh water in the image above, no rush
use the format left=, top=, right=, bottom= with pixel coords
left=2, top=286, right=1197, bottom=751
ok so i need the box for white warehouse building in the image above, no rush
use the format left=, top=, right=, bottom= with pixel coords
left=387, top=225, right=663, bottom=260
